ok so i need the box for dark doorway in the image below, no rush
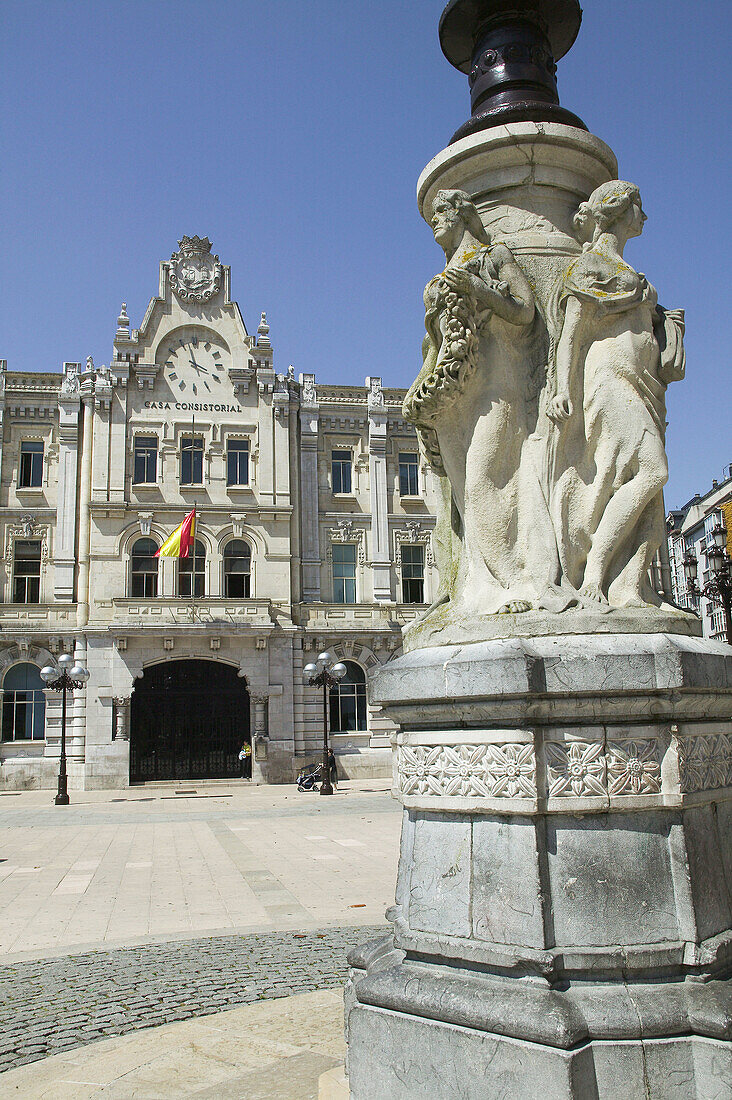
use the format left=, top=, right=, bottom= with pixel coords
left=130, top=660, right=249, bottom=782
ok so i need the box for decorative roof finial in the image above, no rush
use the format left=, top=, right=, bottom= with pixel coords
left=257, top=312, right=271, bottom=347
left=116, top=302, right=130, bottom=339
left=439, top=0, right=586, bottom=143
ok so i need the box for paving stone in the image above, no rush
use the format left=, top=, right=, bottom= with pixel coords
left=0, top=924, right=382, bottom=1074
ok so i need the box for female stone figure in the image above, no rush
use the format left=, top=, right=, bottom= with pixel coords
left=549, top=181, right=685, bottom=607
left=404, top=189, right=561, bottom=622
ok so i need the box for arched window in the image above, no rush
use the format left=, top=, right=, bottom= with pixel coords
left=329, top=660, right=367, bottom=733
left=2, top=663, right=46, bottom=741
left=130, top=538, right=159, bottom=597
left=178, top=540, right=206, bottom=597
left=224, top=540, right=251, bottom=598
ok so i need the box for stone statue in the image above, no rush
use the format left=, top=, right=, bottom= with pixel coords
left=403, top=183, right=692, bottom=645
left=60, top=362, right=80, bottom=396
left=548, top=181, right=686, bottom=609
left=403, top=188, right=562, bottom=625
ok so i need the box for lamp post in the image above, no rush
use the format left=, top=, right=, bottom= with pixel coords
left=40, top=653, right=90, bottom=805
left=302, top=651, right=347, bottom=796
left=682, top=516, right=732, bottom=645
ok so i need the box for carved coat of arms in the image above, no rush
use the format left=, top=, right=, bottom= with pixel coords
left=169, top=236, right=222, bottom=303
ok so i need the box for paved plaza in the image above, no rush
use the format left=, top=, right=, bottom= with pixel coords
left=0, top=780, right=400, bottom=1095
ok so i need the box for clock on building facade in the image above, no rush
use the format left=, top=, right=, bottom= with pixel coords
left=156, top=328, right=230, bottom=398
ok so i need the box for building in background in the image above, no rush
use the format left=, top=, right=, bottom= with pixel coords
left=0, top=238, right=439, bottom=790
left=667, top=468, right=732, bottom=642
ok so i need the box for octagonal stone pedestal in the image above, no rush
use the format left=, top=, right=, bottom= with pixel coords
left=345, top=634, right=732, bottom=1099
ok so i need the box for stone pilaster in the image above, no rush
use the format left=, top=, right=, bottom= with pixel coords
left=299, top=374, right=321, bottom=601
left=54, top=364, right=81, bottom=601
left=76, top=379, right=95, bottom=627
left=366, top=377, right=391, bottom=602
left=250, top=690, right=269, bottom=784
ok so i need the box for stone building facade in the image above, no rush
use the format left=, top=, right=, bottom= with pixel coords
left=0, top=238, right=438, bottom=789
left=667, top=467, right=732, bottom=642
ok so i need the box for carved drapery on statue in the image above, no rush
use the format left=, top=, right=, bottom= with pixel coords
left=404, top=184, right=694, bottom=647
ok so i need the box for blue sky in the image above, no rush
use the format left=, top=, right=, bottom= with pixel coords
left=1, top=0, right=729, bottom=508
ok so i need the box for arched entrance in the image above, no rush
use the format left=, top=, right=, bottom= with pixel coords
left=130, top=660, right=249, bottom=782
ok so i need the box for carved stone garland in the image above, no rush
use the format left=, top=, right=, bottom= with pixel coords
left=326, top=520, right=366, bottom=566
left=393, top=522, right=434, bottom=568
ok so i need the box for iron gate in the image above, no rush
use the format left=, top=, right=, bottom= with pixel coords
left=129, top=660, right=250, bottom=782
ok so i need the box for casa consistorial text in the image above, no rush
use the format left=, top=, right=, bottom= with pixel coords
left=144, top=401, right=242, bottom=413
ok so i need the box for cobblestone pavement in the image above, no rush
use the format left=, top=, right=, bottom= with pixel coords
left=0, top=924, right=384, bottom=1075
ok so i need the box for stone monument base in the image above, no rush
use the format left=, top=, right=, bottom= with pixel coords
left=345, top=634, right=732, bottom=1099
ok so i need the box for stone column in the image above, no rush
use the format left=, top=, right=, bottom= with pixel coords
left=76, top=383, right=95, bottom=628
left=366, top=377, right=391, bottom=603
left=250, top=691, right=268, bottom=784
left=299, top=374, right=321, bottom=601
left=54, top=365, right=80, bottom=601
left=113, top=697, right=130, bottom=741
left=69, top=636, right=88, bottom=763
left=344, top=4, right=732, bottom=1096
left=346, top=636, right=732, bottom=1098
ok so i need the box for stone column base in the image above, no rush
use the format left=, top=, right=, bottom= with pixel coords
left=348, top=991, right=730, bottom=1099
left=345, top=634, right=732, bottom=1099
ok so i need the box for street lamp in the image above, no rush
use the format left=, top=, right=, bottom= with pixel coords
left=302, top=651, right=347, bottom=796
left=683, top=516, right=732, bottom=646
left=40, top=653, right=90, bottom=806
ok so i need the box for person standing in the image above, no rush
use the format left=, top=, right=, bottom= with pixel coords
left=327, top=748, right=338, bottom=790
left=238, top=741, right=252, bottom=779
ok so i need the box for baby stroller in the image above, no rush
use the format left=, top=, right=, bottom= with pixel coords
left=296, top=762, right=324, bottom=792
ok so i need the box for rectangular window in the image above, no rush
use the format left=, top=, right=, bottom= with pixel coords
left=2, top=691, right=45, bottom=741
left=19, top=441, right=44, bottom=488
left=401, top=544, right=425, bottom=604
left=227, top=438, right=250, bottom=486
left=399, top=452, right=419, bottom=497
left=332, top=543, right=357, bottom=604
left=13, top=540, right=42, bottom=604
left=180, top=436, right=204, bottom=485
left=331, top=449, right=352, bottom=495
left=133, top=436, right=158, bottom=484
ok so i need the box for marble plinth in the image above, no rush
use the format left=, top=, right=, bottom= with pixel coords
left=345, top=634, right=732, bottom=1099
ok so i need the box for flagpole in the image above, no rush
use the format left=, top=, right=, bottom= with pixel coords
left=190, top=413, right=196, bottom=624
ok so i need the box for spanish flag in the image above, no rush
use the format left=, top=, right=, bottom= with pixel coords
left=155, top=509, right=196, bottom=558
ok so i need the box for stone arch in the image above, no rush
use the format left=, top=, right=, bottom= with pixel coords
left=129, top=656, right=250, bottom=782
left=217, top=525, right=267, bottom=558
left=0, top=643, right=56, bottom=677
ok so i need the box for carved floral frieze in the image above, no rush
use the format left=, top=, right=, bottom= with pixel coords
left=397, top=730, right=730, bottom=804
left=545, top=740, right=606, bottom=798
left=399, top=743, right=536, bottom=800
left=677, top=733, right=732, bottom=794
left=606, top=738, right=662, bottom=796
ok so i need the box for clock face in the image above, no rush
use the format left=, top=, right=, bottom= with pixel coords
left=160, top=330, right=228, bottom=396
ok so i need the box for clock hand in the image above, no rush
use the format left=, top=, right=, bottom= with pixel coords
left=190, top=361, right=209, bottom=373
